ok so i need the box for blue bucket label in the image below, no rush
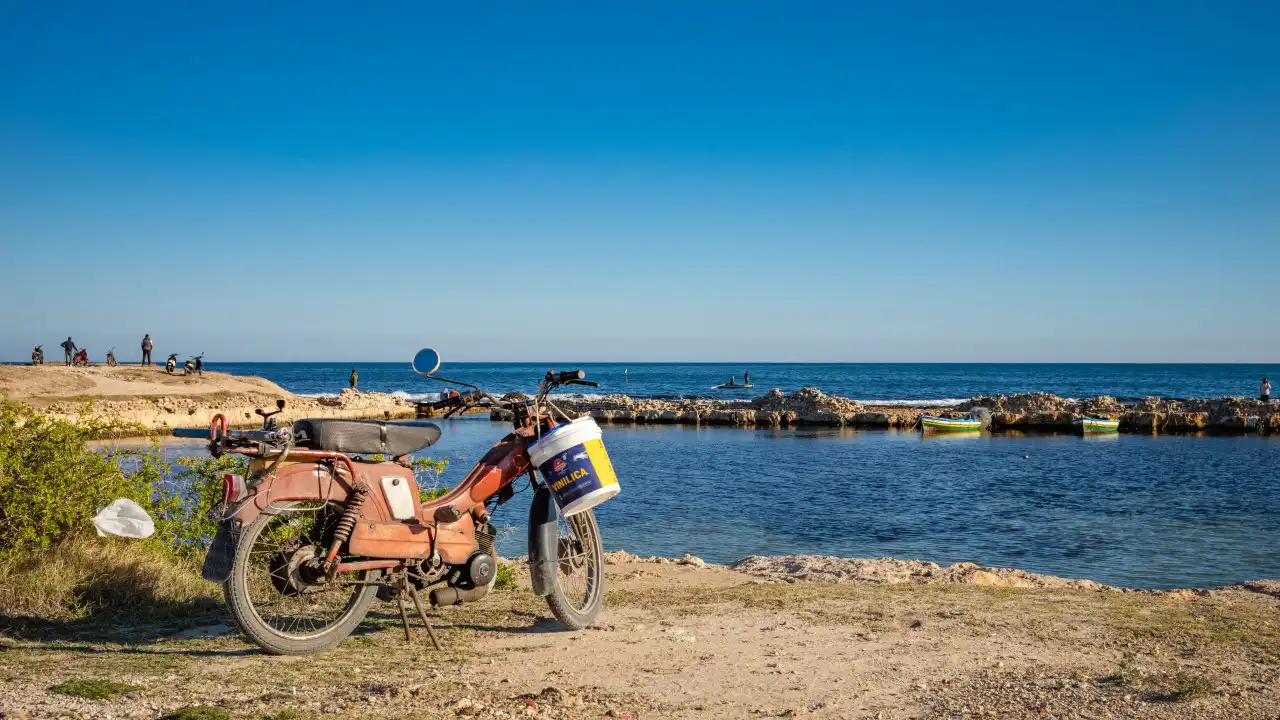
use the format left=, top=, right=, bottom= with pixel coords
left=541, top=438, right=618, bottom=508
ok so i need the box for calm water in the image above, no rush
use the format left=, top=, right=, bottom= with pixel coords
left=150, top=417, right=1280, bottom=590
left=206, top=362, right=1276, bottom=404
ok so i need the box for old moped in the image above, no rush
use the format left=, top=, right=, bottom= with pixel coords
left=174, top=349, right=612, bottom=655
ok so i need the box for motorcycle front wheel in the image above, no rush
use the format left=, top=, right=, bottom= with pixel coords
left=538, top=507, right=605, bottom=629
left=224, top=501, right=377, bottom=655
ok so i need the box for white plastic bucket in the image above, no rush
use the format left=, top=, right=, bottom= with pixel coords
left=528, top=417, right=621, bottom=516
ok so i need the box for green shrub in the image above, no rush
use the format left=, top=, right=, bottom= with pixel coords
left=493, top=561, right=518, bottom=590
left=158, top=454, right=249, bottom=556
left=49, top=679, right=138, bottom=700
left=0, top=398, right=152, bottom=554
left=0, top=396, right=252, bottom=560
left=413, top=456, right=451, bottom=501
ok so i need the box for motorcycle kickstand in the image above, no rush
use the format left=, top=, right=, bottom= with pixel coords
left=396, top=588, right=414, bottom=643
left=407, top=584, right=443, bottom=651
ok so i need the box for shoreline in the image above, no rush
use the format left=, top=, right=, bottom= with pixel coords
left=604, top=551, right=1280, bottom=595
left=4, top=364, right=1278, bottom=437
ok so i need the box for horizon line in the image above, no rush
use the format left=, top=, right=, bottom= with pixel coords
left=7, top=360, right=1274, bottom=366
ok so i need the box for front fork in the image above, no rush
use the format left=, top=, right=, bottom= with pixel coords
left=527, top=483, right=558, bottom=597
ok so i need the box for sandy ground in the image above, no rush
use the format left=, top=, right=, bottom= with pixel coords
left=2, top=559, right=1276, bottom=720
left=0, top=364, right=416, bottom=433
left=0, top=364, right=288, bottom=403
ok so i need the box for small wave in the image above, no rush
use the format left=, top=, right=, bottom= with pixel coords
left=548, top=392, right=608, bottom=401
left=854, top=398, right=967, bottom=407
left=294, top=392, right=340, bottom=399
left=390, top=390, right=441, bottom=402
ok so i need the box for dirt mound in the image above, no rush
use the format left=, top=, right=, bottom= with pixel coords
left=2, top=365, right=415, bottom=434
left=0, top=364, right=287, bottom=402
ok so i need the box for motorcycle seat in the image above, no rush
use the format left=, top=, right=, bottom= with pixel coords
left=292, top=419, right=441, bottom=456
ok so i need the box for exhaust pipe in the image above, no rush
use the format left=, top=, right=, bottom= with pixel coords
left=429, top=585, right=491, bottom=606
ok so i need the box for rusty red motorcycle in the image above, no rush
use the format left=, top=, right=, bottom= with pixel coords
left=174, top=349, right=616, bottom=655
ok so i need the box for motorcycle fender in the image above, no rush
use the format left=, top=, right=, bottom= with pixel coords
left=527, top=486, right=558, bottom=597
left=201, top=519, right=239, bottom=583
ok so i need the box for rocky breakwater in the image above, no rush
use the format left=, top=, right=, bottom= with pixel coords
left=961, top=393, right=1280, bottom=435
left=533, top=389, right=1280, bottom=435
left=536, top=388, right=941, bottom=429
left=43, top=388, right=417, bottom=436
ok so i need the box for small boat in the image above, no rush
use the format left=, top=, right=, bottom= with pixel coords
left=1075, top=417, right=1120, bottom=433
left=714, top=383, right=753, bottom=390
left=920, top=415, right=982, bottom=432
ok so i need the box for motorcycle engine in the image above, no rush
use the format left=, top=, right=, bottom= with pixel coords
left=458, top=551, right=496, bottom=589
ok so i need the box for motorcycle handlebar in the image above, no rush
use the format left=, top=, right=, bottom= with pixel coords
left=553, top=370, right=586, bottom=384
left=170, top=427, right=285, bottom=444
left=172, top=427, right=211, bottom=439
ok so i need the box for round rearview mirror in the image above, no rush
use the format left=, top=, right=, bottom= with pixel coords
left=412, top=348, right=441, bottom=376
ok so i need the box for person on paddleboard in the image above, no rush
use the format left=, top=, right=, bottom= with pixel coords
left=744, top=371, right=750, bottom=386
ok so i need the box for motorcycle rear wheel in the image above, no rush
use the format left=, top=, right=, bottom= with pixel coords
left=540, top=507, right=605, bottom=630
left=224, top=501, right=377, bottom=655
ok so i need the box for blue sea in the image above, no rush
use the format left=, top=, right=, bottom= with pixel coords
left=153, top=363, right=1278, bottom=589
left=206, top=361, right=1277, bottom=403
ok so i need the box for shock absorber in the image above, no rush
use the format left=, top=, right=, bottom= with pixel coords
left=325, top=482, right=369, bottom=569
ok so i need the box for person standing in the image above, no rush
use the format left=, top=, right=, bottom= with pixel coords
left=744, top=370, right=750, bottom=386
left=141, top=334, right=153, bottom=366
left=349, top=368, right=359, bottom=391
left=61, top=337, right=77, bottom=366
left=1262, top=377, right=1272, bottom=403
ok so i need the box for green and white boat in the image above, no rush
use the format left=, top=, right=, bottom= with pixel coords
left=1074, top=417, right=1120, bottom=433
left=920, top=415, right=982, bottom=432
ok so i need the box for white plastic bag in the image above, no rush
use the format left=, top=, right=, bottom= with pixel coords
left=92, top=498, right=156, bottom=539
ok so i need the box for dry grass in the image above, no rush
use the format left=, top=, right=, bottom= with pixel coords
left=0, top=537, right=219, bottom=623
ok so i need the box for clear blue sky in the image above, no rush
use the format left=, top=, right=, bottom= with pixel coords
left=2, top=1, right=1277, bottom=362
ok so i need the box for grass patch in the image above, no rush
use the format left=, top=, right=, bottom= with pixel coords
left=265, top=711, right=304, bottom=720
left=160, top=707, right=231, bottom=720
left=0, top=537, right=219, bottom=623
left=48, top=678, right=138, bottom=700
left=1145, top=671, right=1215, bottom=702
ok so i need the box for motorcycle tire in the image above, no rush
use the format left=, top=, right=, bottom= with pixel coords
left=224, top=502, right=377, bottom=655
left=536, top=507, right=605, bottom=630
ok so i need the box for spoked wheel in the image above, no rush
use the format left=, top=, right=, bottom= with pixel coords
left=543, top=507, right=605, bottom=630
left=224, top=501, right=377, bottom=655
